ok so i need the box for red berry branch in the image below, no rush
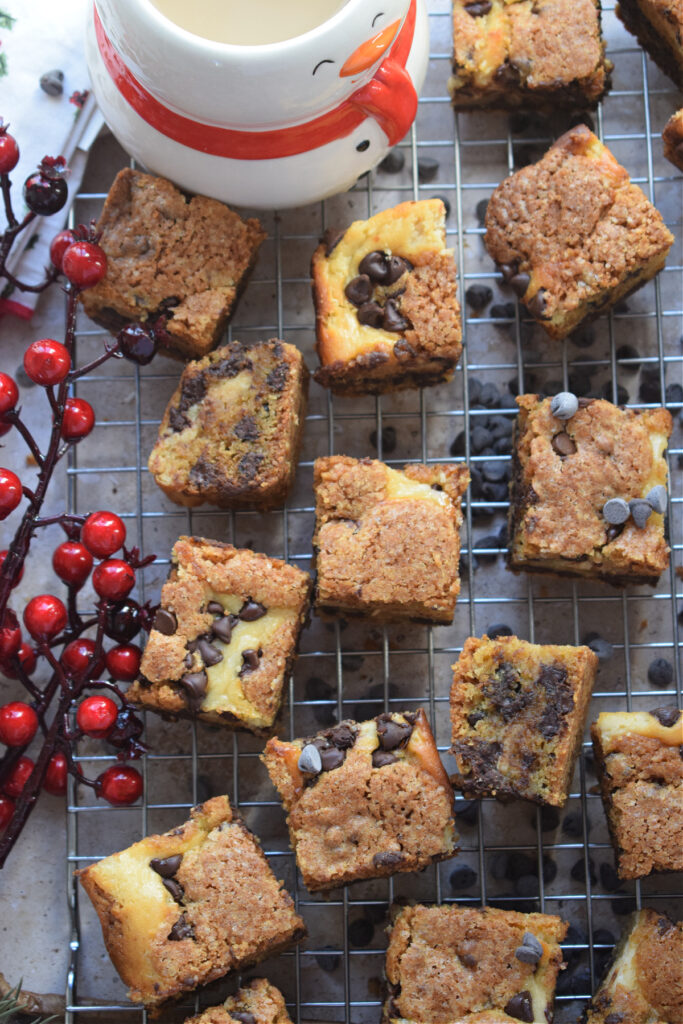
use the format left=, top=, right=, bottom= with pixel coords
left=0, top=121, right=168, bottom=867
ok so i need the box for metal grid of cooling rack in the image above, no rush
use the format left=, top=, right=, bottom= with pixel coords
left=62, top=1, right=681, bottom=1020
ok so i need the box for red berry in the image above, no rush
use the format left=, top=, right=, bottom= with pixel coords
left=77, top=695, right=118, bottom=739
left=1, top=643, right=37, bottom=680
left=0, top=796, right=15, bottom=831
left=0, top=550, right=23, bottom=588
left=23, top=594, right=67, bottom=641
left=0, top=129, right=19, bottom=175
left=62, top=240, right=107, bottom=289
left=3, top=755, right=34, bottom=798
left=60, top=638, right=105, bottom=679
left=117, top=323, right=158, bottom=365
left=24, top=338, right=71, bottom=386
left=43, top=751, right=68, bottom=795
left=104, top=599, right=141, bottom=642
left=93, top=559, right=135, bottom=601
left=0, top=468, right=22, bottom=519
left=81, top=510, right=126, bottom=558
left=0, top=373, right=18, bottom=415
left=52, top=540, right=93, bottom=588
left=0, top=609, right=21, bottom=660
left=0, top=701, right=38, bottom=747
left=105, top=644, right=141, bottom=682
left=23, top=169, right=67, bottom=216
left=49, top=228, right=76, bottom=270
left=97, top=764, right=143, bottom=806
left=61, top=397, right=94, bottom=441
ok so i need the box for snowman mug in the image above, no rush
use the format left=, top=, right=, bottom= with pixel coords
left=85, top=0, right=430, bottom=209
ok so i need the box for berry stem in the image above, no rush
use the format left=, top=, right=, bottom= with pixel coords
left=69, top=341, right=121, bottom=380
left=3, top=409, right=45, bottom=468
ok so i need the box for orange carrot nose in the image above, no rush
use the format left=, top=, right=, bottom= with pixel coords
left=339, top=18, right=401, bottom=77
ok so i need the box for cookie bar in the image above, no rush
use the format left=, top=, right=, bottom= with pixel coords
left=449, top=0, right=611, bottom=113
left=450, top=634, right=598, bottom=806
left=148, top=340, right=308, bottom=510
left=616, top=0, right=683, bottom=88
left=78, top=796, right=305, bottom=1010
left=81, top=168, right=266, bottom=360
left=663, top=108, right=683, bottom=172
left=591, top=707, right=683, bottom=879
left=185, top=978, right=292, bottom=1024
left=383, top=905, right=567, bottom=1023
left=262, top=710, right=457, bottom=892
left=508, top=395, right=672, bottom=586
left=484, top=126, right=674, bottom=340
left=313, top=456, right=469, bottom=623
left=312, top=199, right=461, bottom=395
left=584, top=909, right=683, bottom=1024
left=128, top=536, right=311, bottom=735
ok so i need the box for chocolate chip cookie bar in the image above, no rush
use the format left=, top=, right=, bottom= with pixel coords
left=81, top=168, right=266, bottom=360
left=450, top=634, right=598, bottom=806
left=128, top=536, right=311, bottom=735
left=449, top=0, right=611, bottom=113
left=383, top=905, right=567, bottom=1023
left=484, top=126, right=674, bottom=340
left=617, top=0, right=683, bottom=87
left=262, top=710, right=457, bottom=892
left=78, top=796, right=305, bottom=1010
left=312, top=199, right=461, bottom=394
left=313, top=456, right=469, bottom=623
left=185, top=978, right=292, bottom=1024
left=508, top=395, right=673, bottom=586
left=663, top=108, right=683, bottom=172
left=584, top=909, right=683, bottom=1024
left=148, top=340, right=308, bottom=510
left=591, top=707, right=683, bottom=879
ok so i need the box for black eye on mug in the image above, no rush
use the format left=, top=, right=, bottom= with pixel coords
left=372, top=11, right=384, bottom=26
left=312, top=58, right=335, bottom=76
left=356, top=140, right=370, bottom=152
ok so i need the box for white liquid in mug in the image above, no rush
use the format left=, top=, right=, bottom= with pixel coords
left=149, top=0, right=349, bottom=44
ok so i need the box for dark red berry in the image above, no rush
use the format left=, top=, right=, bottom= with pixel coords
left=61, top=397, right=95, bottom=441
left=0, top=373, right=19, bottom=415
left=49, top=228, right=76, bottom=270
left=1, top=643, right=37, bottom=680
left=23, top=169, right=67, bottom=216
left=105, top=644, right=141, bottom=682
left=3, top=756, right=34, bottom=798
left=77, top=695, right=118, bottom=739
left=117, top=324, right=158, bottom=365
left=81, top=510, right=126, bottom=558
left=62, top=240, right=107, bottom=289
left=0, top=609, right=21, bottom=660
left=0, top=796, right=15, bottom=831
left=0, top=468, right=22, bottom=519
left=0, top=550, right=23, bottom=588
left=97, top=764, right=143, bottom=805
left=0, top=701, right=39, bottom=746
left=52, top=540, right=93, bottom=588
left=23, top=594, right=67, bottom=641
left=93, top=559, right=135, bottom=601
left=60, top=638, right=105, bottom=679
left=43, top=751, right=68, bottom=795
left=104, top=599, right=142, bottom=642
left=24, top=338, right=71, bottom=386
left=0, top=126, right=19, bottom=175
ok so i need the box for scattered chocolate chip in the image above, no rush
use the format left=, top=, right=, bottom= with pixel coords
left=370, top=425, right=397, bottom=454
left=319, top=745, right=345, bottom=771
left=372, top=749, right=399, bottom=767
left=238, top=451, right=264, bottom=481
left=583, top=633, right=614, bottom=661
left=550, top=392, right=578, bottom=420
left=515, top=932, right=544, bottom=963
left=629, top=498, right=653, bottom=529
left=382, top=297, right=410, bottom=332
left=150, top=855, right=182, bottom=878
left=491, top=301, right=516, bottom=320
left=509, top=272, right=530, bottom=297
left=348, top=916, right=374, bottom=946
left=234, top=414, right=259, bottom=441
left=527, top=289, right=547, bottom=318
left=378, top=148, right=405, bottom=174
left=212, top=614, right=237, bottom=644
left=323, top=227, right=344, bottom=256
left=602, top=498, right=630, bottom=525
left=645, top=484, right=667, bottom=514
left=168, top=914, right=194, bottom=941
left=373, top=851, right=404, bottom=868
left=467, top=711, right=485, bottom=728
left=207, top=601, right=224, bottom=615
left=40, top=69, right=65, bottom=96
left=266, top=362, right=289, bottom=392
left=180, top=670, right=208, bottom=707
left=315, top=945, right=342, bottom=972
left=504, top=991, right=533, bottom=1022
left=329, top=724, right=356, bottom=749
left=183, top=653, right=193, bottom=669
left=298, top=743, right=323, bottom=774
left=239, top=600, right=267, bottom=622
left=344, top=274, right=373, bottom=306
left=449, top=865, right=477, bottom=890
left=394, top=338, right=416, bottom=358
left=239, top=648, right=261, bottom=675
left=197, top=637, right=223, bottom=666
left=475, top=198, right=489, bottom=225
left=647, top=657, right=674, bottom=688
left=431, top=193, right=451, bottom=217
left=417, top=156, right=439, bottom=182
left=376, top=714, right=413, bottom=751
left=153, top=608, right=177, bottom=635
left=385, top=255, right=410, bottom=284
left=649, top=705, right=680, bottom=727
left=359, top=250, right=390, bottom=283
left=537, top=806, right=560, bottom=831
left=488, top=623, right=513, bottom=639
left=357, top=301, right=385, bottom=327
left=162, top=877, right=185, bottom=902
left=465, top=284, right=493, bottom=311
left=499, top=262, right=517, bottom=282
left=551, top=432, right=576, bottom=457
left=168, top=407, right=188, bottom=433
left=481, top=459, right=508, bottom=483
left=562, top=811, right=584, bottom=837
left=599, top=862, right=620, bottom=891
left=464, top=0, right=492, bottom=13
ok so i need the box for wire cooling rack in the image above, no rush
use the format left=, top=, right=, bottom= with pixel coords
left=62, top=1, right=682, bottom=1020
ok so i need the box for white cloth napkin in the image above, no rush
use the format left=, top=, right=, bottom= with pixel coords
left=0, top=0, right=104, bottom=320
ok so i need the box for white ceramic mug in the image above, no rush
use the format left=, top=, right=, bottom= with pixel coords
left=85, top=0, right=430, bottom=209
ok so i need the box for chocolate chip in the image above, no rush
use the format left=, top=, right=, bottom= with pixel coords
left=238, top=451, right=264, bottom=481
left=372, top=851, right=404, bottom=868
left=168, top=914, right=194, bottom=941
left=266, top=362, right=289, bottom=392
left=476, top=198, right=489, bottom=225
left=197, top=637, right=223, bottom=666
left=394, top=338, right=416, bottom=358
left=584, top=633, right=614, bottom=661
left=323, top=227, right=344, bottom=256
left=40, top=68, right=65, bottom=96
left=329, top=724, right=356, bottom=749
left=357, top=301, right=384, bottom=327
left=527, top=289, right=547, bottom=318
left=377, top=714, right=413, bottom=750
left=551, top=432, right=576, bottom=456
left=431, top=193, right=451, bottom=217
left=234, top=414, right=259, bottom=441
left=212, top=614, right=237, bottom=644
left=359, top=250, right=390, bottom=283
left=344, top=274, right=373, bottom=306
left=298, top=743, right=323, bottom=774
left=515, top=932, right=544, bottom=963
left=168, top=407, right=188, bottom=432
left=378, top=148, right=406, bottom=174
left=449, top=866, right=477, bottom=890
left=162, top=877, right=185, bottom=903
left=465, top=284, right=493, bottom=311
left=348, top=917, right=374, bottom=946
left=499, top=262, right=517, bottom=282
left=207, top=601, right=224, bottom=615
left=153, top=608, right=177, bottom=635
left=491, top=301, right=515, bottom=319
left=178, top=375, right=206, bottom=413
left=602, top=498, right=630, bottom=525
left=385, top=255, right=410, bottom=284
left=550, top=391, right=579, bottom=420
left=467, top=711, right=485, bottom=728
left=649, top=705, right=680, bottom=727
left=629, top=498, right=652, bottom=529
left=509, top=272, right=530, bottom=297
left=647, top=658, right=674, bottom=687
left=372, top=749, right=398, bottom=767
left=183, top=653, right=193, bottom=669
left=370, top=425, right=397, bottom=454
left=239, top=600, right=267, bottom=621
left=150, top=854, right=183, bottom=877
left=180, top=670, right=208, bottom=707
left=645, top=484, right=667, bottom=514
left=239, top=648, right=261, bottom=675
left=504, top=991, right=533, bottom=1022
left=319, top=745, right=345, bottom=771
left=464, top=0, right=492, bottom=13
left=488, top=623, right=513, bottom=639
left=417, top=156, right=439, bottom=182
